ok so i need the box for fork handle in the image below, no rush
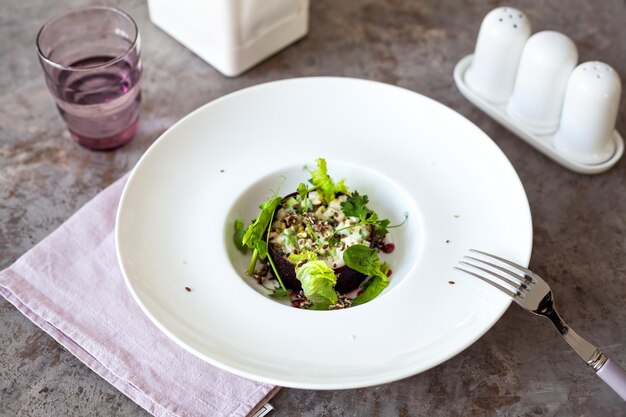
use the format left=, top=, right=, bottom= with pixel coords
left=596, top=358, right=626, bottom=401
left=546, top=310, right=626, bottom=401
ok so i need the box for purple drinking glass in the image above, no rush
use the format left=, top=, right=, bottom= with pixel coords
left=36, top=6, right=142, bottom=150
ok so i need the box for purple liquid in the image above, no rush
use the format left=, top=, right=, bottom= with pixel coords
left=53, top=55, right=141, bottom=150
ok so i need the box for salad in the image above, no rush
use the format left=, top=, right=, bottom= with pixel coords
left=234, top=158, right=407, bottom=310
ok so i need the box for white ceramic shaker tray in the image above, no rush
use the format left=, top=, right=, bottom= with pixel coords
left=454, top=55, right=624, bottom=175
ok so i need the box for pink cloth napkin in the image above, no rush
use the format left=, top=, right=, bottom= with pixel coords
left=0, top=175, right=279, bottom=417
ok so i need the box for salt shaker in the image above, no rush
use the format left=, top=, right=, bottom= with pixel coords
left=553, top=62, right=622, bottom=164
left=507, top=31, right=578, bottom=134
left=465, top=7, right=531, bottom=103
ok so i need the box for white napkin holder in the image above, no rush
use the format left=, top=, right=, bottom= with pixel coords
left=454, top=7, right=623, bottom=174
left=147, top=0, right=309, bottom=77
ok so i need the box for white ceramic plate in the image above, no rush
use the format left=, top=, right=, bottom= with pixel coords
left=116, top=77, right=532, bottom=389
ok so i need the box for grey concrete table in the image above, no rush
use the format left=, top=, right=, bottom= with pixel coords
left=1, top=1, right=625, bottom=416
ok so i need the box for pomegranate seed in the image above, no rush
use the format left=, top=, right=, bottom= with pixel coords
left=382, top=243, right=395, bottom=253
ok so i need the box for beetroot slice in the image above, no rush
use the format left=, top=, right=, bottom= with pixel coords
left=268, top=244, right=368, bottom=294
left=266, top=193, right=371, bottom=294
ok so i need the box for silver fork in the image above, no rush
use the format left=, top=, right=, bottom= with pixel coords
left=455, top=249, right=626, bottom=401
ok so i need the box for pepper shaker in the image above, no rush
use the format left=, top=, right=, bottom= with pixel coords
left=553, top=62, right=622, bottom=164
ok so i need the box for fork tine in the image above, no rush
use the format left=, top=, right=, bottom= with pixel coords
left=463, top=255, right=532, bottom=284
left=469, top=249, right=538, bottom=283
left=459, top=261, right=526, bottom=293
left=454, top=267, right=517, bottom=298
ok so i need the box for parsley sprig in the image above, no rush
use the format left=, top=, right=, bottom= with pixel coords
left=338, top=191, right=408, bottom=236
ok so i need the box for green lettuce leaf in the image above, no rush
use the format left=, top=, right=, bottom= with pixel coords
left=308, top=158, right=348, bottom=204
left=294, top=260, right=338, bottom=308
left=242, top=196, right=282, bottom=259
left=297, top=182, right=309, bottom=201
left=341, top=244, right=380, bottom=275
left=288, top=250, right=319, bottom=265
left=242, top=196, right=282, bottom=277
left=351, top=264, right=390, bottom=305
left=269, top=288, right=289, bottom=298
left=343, top=245, right=390, bottom=305
left=233, top=218, right=247, bottom=254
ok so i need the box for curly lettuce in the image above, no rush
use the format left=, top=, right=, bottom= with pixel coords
left=308, top=158, right=348, bottom=204
left=289, top=251, right=338, bottom=309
